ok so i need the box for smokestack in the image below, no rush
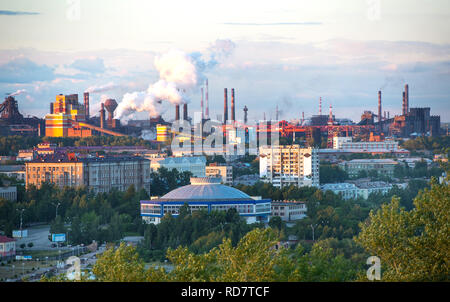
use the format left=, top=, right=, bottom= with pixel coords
left=84, top=92, right=90, bottom=119
left=175, top=104, right=180, bottom=121
left=243, top=105, right=248, bottom=124
left=405, top=84, right=409, bottom=114
left=205, top=79, right=209, bottom=119
left=183, top=103, right=188, bottom=121
left=329, top=104, right=333, bottom=122
left=378, top=90, right=382, bottom=122
left=224, top=88, right=228, bottom=123
left=319, top=97, right=322, bottom=115
left=50, top=102, right=54, bottom=114
left=402, top=91, right=406, bottom=115
left=100, top=103, right=105, bottom=129
left=201, top=87, right=204, bottom=120
left=388, top=111, right=390, bottom=119
left=302, top=112, right=305, bottom=125
left=231, top=88, right=235, bottom=122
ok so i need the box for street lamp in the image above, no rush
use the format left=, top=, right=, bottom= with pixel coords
left=16, top=208, right=25, bottom=235
left=51, top=202, right=61, bottom=219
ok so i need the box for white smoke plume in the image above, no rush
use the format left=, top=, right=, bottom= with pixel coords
left=85, top=82, right=118, bottom=94
left=8, top=89, right=27, bottom=97
left=115, top=39, right=235, bottom=122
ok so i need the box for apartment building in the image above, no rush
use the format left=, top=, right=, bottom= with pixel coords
left=25, top=153, right=150, bottom=194
left=339, top=159, right=398, bottom=178
left=259, top=145, right=319, bottom=188
left=205, top=163, right=233, bottom=185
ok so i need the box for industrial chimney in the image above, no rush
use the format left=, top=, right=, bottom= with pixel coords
left=50, top=102, right=54, bottom=114
left=175, top=104, right=180, bottom=121
left=243, top=106, right=248, bottom=124
left=378, top=91, right=382, bottom=130
left=231, top=88, right=235, bottom=122
left=201, top=87, right=204, bottom=120
left=402, top=91, right=406, bottom=115
left=224, top=88, right=228, bottom=123
left=84, top=92, right=90, bottom=119
left=205, top=79, right=209, bottom=119
left=404, top=84, right=409, bottom=115
left=183, top=103, right=188, bottom=121
left=100, top=103, right=105, bottom=129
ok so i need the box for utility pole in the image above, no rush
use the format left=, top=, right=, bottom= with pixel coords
left=310, top=224, right=318, bottom=241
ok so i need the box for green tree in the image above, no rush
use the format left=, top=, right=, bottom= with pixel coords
left=355, top=180, right=450, bottom=281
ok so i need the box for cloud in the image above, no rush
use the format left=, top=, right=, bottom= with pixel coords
left=222, top=22, right=322, bottom=26
left=0, top=10, right=39, bottom=16
left=68, top=57, right=106, bottom=74
left=0, top=58, right=55, bottom=83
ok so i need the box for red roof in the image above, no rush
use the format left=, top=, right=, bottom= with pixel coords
left=0, top=235, right=15, bottom=243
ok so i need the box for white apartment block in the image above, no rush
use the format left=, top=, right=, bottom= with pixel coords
left=259, top=145, right=319, bottom=188
left=333, top=136, right=399, bottom=152
left=321, top=181, right=393, bottom=200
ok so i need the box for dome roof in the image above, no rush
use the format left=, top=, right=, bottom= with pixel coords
left=158, top=177, right=252, bottom=201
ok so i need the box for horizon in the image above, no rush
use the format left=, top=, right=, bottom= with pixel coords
left=0, top=0, right=449, bottom=123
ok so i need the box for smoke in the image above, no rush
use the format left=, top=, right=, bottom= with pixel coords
left=379, top=75, right=405, bottom=91
left=115, top=39, right=236, bottom=121
left=8, top=89, right=27, bottom=97
left=85, top=82, right=118, bottom=94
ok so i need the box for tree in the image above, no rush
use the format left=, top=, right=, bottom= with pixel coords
left=92, top=243, right=147, bottom=282
left=355, top=179, right=450, bottom=281
left=269, top=216, right=283, bottom=230
left=27, top=242, right=34, bottom=249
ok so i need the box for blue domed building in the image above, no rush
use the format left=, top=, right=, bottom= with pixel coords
left=140, top=177, right=271, bottom=224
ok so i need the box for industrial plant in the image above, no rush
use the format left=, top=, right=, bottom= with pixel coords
left=0, top=81, right=443, bottom=148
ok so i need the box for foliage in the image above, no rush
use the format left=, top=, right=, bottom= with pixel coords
left=355, top=180, right=450, bottom=281
left=319, top=164, right=348, bottom=184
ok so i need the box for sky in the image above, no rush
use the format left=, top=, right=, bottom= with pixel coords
left=0, top=0, right=449, bottom=123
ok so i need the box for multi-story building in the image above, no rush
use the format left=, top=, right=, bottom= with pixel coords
left=271, top=200, right=307, bottom=221
left=259, top=145, right=319, bottom=188
left=151, top=156, right=206, bottom=177
left=25, top=153, right=150, bottom=194
left=339, top=159, right=398, bottom=178
left=354, top=181, right=393, bottom=199
left=0, top=186, right=17, bottom=202
left=205, top=163, right=233, bottom=185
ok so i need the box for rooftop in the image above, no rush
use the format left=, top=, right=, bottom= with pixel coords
left=157, top=177, right=254, bottom=202
left=0, top=235, right=15, bottom=243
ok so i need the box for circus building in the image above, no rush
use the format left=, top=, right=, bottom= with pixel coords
left=140, top=177, right=271, bottom=224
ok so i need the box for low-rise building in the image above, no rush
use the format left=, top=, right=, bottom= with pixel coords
left=0, top=186, right=17, bottom=202
left=271, top=200, right=307, bottom=221
left=339, top=159, right=398, bottom=178
left=151, top=156, right=206, bottom=177
left=0, top=235, right=16, bottom=260
left=333, top=136, right=399, bottom=152
left=321, top=183, right=359, bottom=200
left=0, top=165, right=26, bottom=181
left=17, top=150, right=35, bottom=161
left=205, top=163, right=233, bottom=185
left=25, top=153, right=151, bottom=194
left=321, top=181, right=393, bottom=200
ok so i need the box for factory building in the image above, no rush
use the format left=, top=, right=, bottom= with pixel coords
left=333, top=136, right=399, bottom=152
left=25, top=153, right=150, bottom=194
left=140, top=177, right=271, bottom=224
left=259, top=145, right=319, bottom=188
left=0, top=96, right=45, bottom=137
left=45, top=93, right=124, bottom=137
